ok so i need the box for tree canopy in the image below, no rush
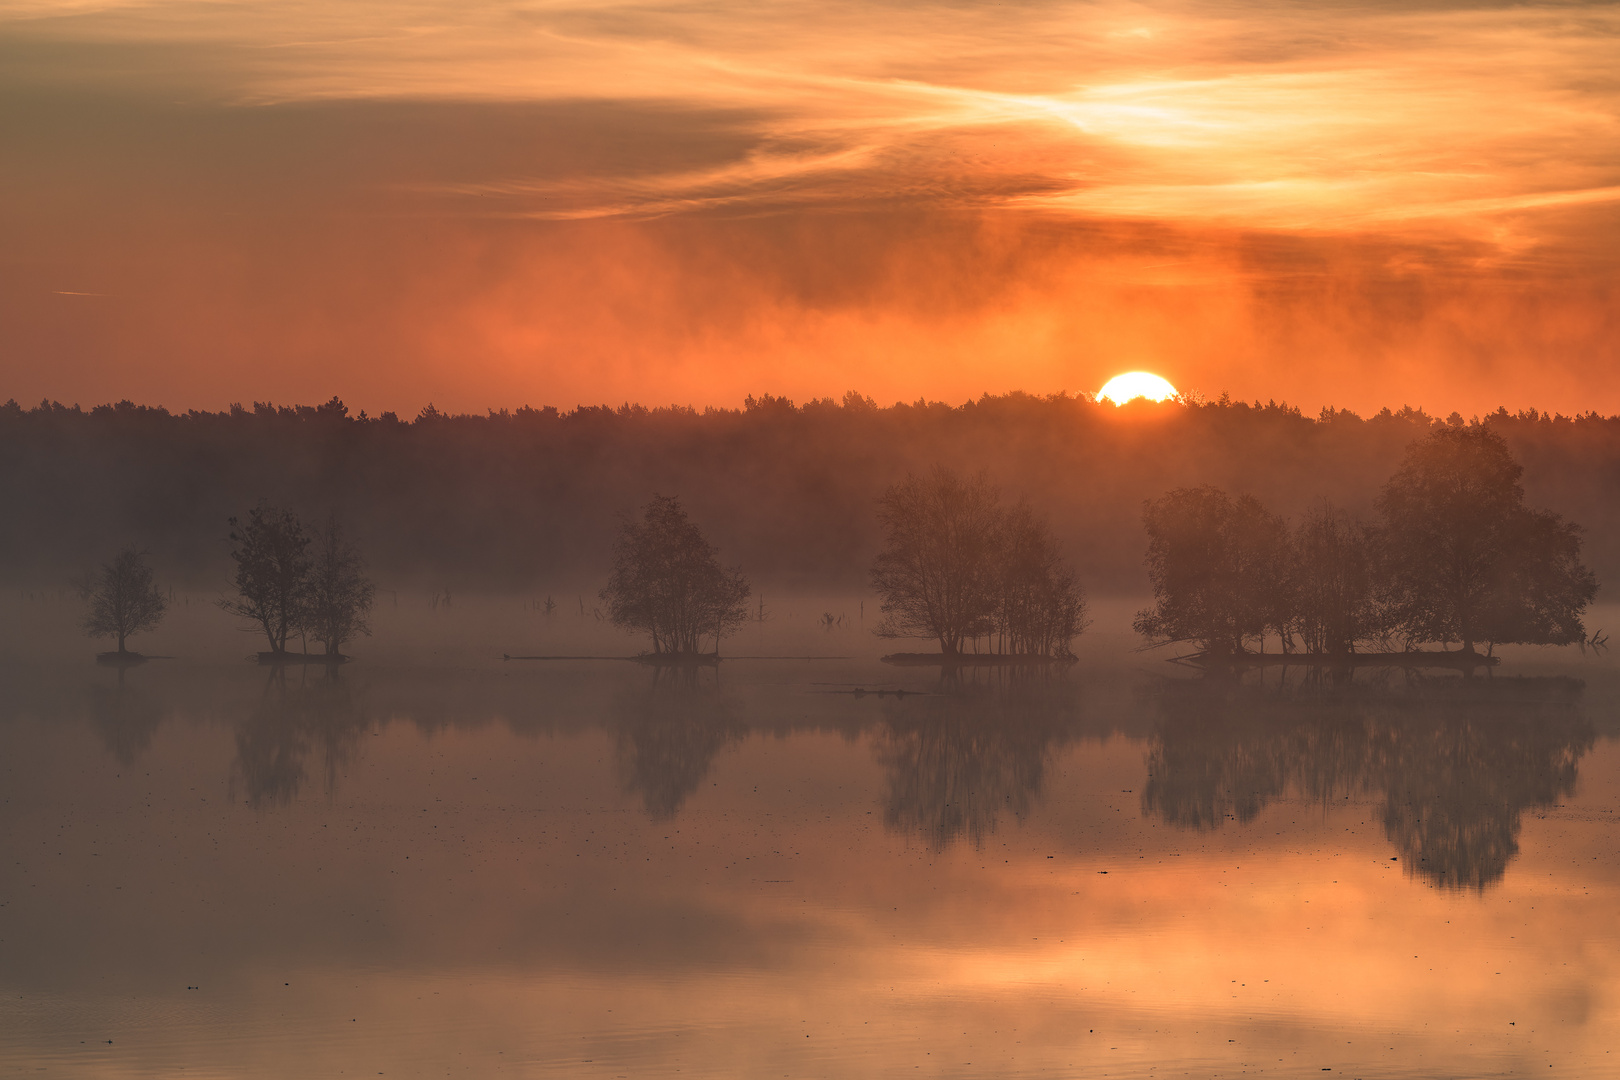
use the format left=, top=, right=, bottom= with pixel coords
left=84, top=547, right=166, bottom=654
left=1135, top=426, right=1599, bottom=657
left=1287, top=501, right=1385, bottom=655
left=870, top=468, right=1086, bottom=658
left=870, top=469, right=1003, bottom=656
left=601, top=495, right=750, bottom=655
left=304, top=517, right=375, bottom=657
left=220, top=505, right=312, bottom=655
left=8, top=394, right=1620, bottom=600
left=1377, top=425, right=1596, bottom=651
left=1133, top=486, right=1288, bottom=656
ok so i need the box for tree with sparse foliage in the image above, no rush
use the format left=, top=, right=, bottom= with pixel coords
left=220, top=505, right=311, bottom=655
left=85, top=547, right=166, bottom=654
left=602, top=495, right=751, bottom=654
left=1134, top=486, right=1289, bottom=657
left=871, top=470, right=1087, bottom=659
left=303, top=517, right=374, bottom=657
left=992, top=501, right=1089, bottom=658
left=1377, top=425, right=1597, bottom=652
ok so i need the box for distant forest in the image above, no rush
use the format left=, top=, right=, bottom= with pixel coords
left=5, top=392, right=1620, bottom=596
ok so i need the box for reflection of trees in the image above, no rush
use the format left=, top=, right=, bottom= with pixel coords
left=612, top=666, right=746, bottom=818
left=230, top=667, right=370, bottom=808
left=1377, top=691, right=1587, bottom=890
left=874, top=677, right=1078, bottom=851
left=88, top=668, right=164, bottom=766
left=1143, top=673, right=1592, bottom=890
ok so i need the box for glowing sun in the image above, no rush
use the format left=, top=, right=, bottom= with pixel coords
left=1098, top=371, right=1178, bottom=406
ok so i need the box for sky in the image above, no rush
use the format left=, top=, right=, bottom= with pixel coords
left=1, top=0, right=1618, bottom=416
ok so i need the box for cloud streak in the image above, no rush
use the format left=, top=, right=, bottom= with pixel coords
left=1, top=0, right=1617, bottom=413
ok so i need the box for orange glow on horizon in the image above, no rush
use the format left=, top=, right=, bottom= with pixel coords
left=1, top=1, right=1617, bottom=415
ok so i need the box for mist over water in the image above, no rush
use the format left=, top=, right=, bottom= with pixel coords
left=3, top=593, right=1619, bottom=1077
left=8, top=0, right=1620, bottom=1069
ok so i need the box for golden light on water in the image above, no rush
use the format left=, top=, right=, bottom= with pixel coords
left=1097, top=371, right=1178, bottom=405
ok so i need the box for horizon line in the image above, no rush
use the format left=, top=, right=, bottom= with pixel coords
left=5, top=391, right=1616, bottom=426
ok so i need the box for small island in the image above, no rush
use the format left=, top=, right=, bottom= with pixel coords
left=1134, top=425, right=1598, bottom=669
left=221, top=507, right=375, bottom=665
left=881, top=651, right=1077, bottom=668
left=254, top=651, right=351, bottom=666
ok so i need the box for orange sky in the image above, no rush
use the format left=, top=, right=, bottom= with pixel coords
left=1, top=0, right=1617, bottom=415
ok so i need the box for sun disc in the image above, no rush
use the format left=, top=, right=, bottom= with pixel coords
left=1098, top=371, right=1178, bottom=406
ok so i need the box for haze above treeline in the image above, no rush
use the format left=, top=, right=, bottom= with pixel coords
left=5, top=392, right=1619, bottom=596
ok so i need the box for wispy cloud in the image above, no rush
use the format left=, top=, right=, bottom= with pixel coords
left=3, top=0, right=1617, bottom=413
left=9, top=1, right=1619, bottom=245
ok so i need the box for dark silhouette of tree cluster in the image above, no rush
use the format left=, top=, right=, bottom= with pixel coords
left=1135, top=424, right=1598, bottom=657
left=8, top=394, right=1620, bottom=601
left=83, top=547, right=167, bottom=655
left=1133, top=487, right=1287, bottom=657
left=871, top=468, right=1086, bottom=658
left=996, top=503, right=1090, bottom=657
left=1289, top=502, right=1383, bottom=655
left=1379, top=425, right=1596, bottom=652
left=221, top=506, right=374, bottom=657
left=305, top=518, right=377, bottom=657
left=222, top=506, right=310, bottom=654
left=601, top=495, right=750, bottom=656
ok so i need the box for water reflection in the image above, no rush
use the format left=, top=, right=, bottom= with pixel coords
left=230, top=667, right=370, bottom=808
left=611, top=666, right=746, bottom=818
left=3, top=657, right=1603, bottom=893
left=88, top=668, right=164, bottom=766
left=874, top=677, right=1079, bottom=851
left=3, top=651, right=1618, bottom=1079
left=1143, top=672, right=1593, bottom=889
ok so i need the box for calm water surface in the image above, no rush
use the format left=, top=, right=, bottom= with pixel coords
left=2, top=596, right=1619, bottom=1078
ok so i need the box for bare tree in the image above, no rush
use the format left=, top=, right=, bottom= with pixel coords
left=870, top=468, right=1001, bottom=656
left=303, top=516, right=374, bottom=657
left=220, top=505, right=311, bottom=655
left=601, top=495, right=751, bottom=655
left=85, top=547, right=166, bottom=655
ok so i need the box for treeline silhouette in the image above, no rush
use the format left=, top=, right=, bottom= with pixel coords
left=6, top=393, right=1620, bottom=594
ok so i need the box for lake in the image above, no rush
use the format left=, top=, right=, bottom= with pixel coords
left=2, top=593, right=1619, bottom=1078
